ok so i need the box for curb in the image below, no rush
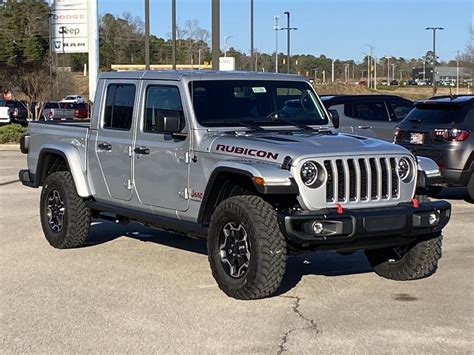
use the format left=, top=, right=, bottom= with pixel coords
left=0, top=144, right=20, bottom=151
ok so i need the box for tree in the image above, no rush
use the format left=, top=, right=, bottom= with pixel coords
left=0, top=0, right=50, bottom=100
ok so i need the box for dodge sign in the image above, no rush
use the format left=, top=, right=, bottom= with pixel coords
left=51, top=0, right=89, bottom=53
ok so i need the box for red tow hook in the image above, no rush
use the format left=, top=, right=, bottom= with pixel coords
left=411, top=198, right=419, bottom=208
left=336, top=203, right=344, bottom=214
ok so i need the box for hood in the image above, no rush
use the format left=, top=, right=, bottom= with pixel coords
left=198, top=130, right=412, bottom=165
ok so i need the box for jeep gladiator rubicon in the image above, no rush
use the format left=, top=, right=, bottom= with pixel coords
left=19, top=71, right=451, bottom=300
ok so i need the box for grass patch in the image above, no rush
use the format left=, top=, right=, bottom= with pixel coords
left=0, top=124, right=27, bottom=144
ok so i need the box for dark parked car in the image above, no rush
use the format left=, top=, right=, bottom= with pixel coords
left=320, top=94, right=414, bottom=141
left=6, top=100, right=29, bottom=125
left=394, top=95, right=474, bottom=199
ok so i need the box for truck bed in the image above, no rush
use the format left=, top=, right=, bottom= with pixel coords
left=26, top=120, right=91, bottom=179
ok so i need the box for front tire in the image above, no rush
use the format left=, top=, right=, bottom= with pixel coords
left=40, top=171, right=91, bottom=249
left=467, top=173, right=474, bottom=200
left=208, top=195, right=287, bottom=300
left=365, top=232, right=442, bottom=280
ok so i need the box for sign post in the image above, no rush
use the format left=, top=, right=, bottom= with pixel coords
left=88, top=0, right=99, bottom=102
left=50, top=0, right=99, bottom=101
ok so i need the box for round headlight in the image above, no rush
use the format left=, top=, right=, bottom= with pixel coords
left=300, top=161, right=319, bottom=186
left=398, top=157, right=411, bottom=182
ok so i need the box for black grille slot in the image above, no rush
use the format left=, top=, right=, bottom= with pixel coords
left=336, top=160, right=345, bottom=201
left=369, top=158, right=378, bottom=199
left=390, top=158, right=399, bottom=197
left=358, top=159, right=368, bottom=200
left=324, top=161, right=334, bottom=202
left=380, top=158, right=389, bottom=199
left=348, top=159, right=357, bottom=201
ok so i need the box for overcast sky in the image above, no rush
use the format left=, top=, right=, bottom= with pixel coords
left=99, top=0, right=473, bottom=61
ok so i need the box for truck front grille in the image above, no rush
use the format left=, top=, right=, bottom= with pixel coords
left=324, top=157, right=400, bottom=203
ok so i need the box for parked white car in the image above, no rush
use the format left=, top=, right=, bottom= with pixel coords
left=61, top=95, right=84, bottom=104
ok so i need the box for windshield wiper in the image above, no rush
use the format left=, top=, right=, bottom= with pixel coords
left=202, top=120, right=265, bottom=131
left=269, top=117, right=320, bottom=132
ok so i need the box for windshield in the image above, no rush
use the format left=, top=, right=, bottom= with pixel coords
left=405, top=104, right=468, bottom=124
left=188, top=80, right=329, bottom=128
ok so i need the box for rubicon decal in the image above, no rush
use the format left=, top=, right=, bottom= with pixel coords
left=215, top=144, right=279, bottom=160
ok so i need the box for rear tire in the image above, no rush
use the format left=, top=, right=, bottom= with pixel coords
left=40, top=171, right=91, bottom=249
left=365, top=232, right=442, bottom=281
left=207, top=195, right=287, bottom=300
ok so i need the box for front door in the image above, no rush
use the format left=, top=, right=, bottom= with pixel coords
left=353, top=100, right=394, bottom=141
left=95, top=82, right=138, bottom=201
left=133, top=82, right=190, bottom=211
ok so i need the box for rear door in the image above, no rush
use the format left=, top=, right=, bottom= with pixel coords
left=133, top=81, right=190, bottom=211
left=95, top=81, right=138, bottom=201
left=353, top=100, right=393, bottom=140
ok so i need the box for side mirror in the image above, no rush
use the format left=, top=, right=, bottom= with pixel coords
left=328, top=109, right=340, bottom=129
left=158, top=110, right=183, bottom=134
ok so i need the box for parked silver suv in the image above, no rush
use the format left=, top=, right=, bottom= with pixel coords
left=19, top=71, right=450, bottom=299
left=320, top=95, right=414, bottom=141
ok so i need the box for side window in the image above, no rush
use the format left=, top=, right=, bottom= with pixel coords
left=104, top=84, right=136, bottom=130
left=389, top=100, right=413, bottom=121
left=344, top=103, right=354, bottom=117
left=354, top=101, right=389, bottom=121
left=144, top=85, right=184, bottom=133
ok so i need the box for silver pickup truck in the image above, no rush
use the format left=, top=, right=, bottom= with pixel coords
left=19, top=71, right=451, bottom=299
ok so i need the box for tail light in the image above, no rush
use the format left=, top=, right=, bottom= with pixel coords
left=393, top=127, right=400, bottom=141
left=433, top=129, right=470, bottom=142
left=74, top=109, right=79, bottom=118
left=13, top=108, right=18, bottom=117
left=48, top=109, right=54, bottom=119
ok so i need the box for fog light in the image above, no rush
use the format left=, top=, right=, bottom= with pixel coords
left=312, top=222, right=324, bottom=235
left=428, top=213, right=439, bottom=226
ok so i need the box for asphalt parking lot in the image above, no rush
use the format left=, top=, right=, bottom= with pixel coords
left=1, top=149, right=473, bottom=353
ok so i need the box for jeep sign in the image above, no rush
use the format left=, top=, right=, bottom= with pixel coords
left=51, top=0, right=88, bottom=53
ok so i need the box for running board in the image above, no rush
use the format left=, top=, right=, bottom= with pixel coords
left=86, top=201, right=208, bottom=237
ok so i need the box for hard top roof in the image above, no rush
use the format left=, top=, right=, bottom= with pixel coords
left=319, top=94, right=412, bottom=102
left=425, top=95, right=474, bottom=105
left=99, top=70, right=308, bottom=82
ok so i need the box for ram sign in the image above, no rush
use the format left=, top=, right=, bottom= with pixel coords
left=51, top=0, right=89, bottom=53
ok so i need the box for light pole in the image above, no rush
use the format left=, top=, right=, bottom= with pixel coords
left=392, top=63, right=395, bottom=82
left=281, top=11, right=297, bottom=74
left=224, top=35, right=232, bottom=57
left=144, top=0, right=150, bottom=70
left=274, top=16, right=279, bottom=73
left=426, top=26, right=444, bottom=95
left=331, top=60, right=334, bottom=82
left=198, top=48, right=202, bottom=70
left=422, top=59, right=426, bottom=81
left=384, top=56, right=392, bottom=84
left=172, top=0, right=176, bottom=70
left=364, top=43, right=375, bottom=88
left=211, top=0, right=220, bottom=70
left=250, top=0, right=254, bottom=71
left=456, top=50, right=460, bottom=95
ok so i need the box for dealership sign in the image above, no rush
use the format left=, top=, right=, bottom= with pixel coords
left=51, top=0, right=89, bottom=53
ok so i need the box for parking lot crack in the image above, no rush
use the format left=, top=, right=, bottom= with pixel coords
left=277, top=296, right=320, bottom=354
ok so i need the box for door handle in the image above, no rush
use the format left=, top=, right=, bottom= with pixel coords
left=97, top=142, right=112, bottom=151
left=134, top=146, right=150, bottom=155
left=357, top=125, right=373, bottom=129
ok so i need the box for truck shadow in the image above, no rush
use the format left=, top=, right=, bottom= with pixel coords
left=275, top=251, right=373, bottom=296
left=434, top=187, right=472, bottom=203
left=85, top=221, right=373, bottom=294
left=85, top=221, right=209, bottom=255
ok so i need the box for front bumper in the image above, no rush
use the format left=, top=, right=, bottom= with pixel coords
left=280, top=201, right=451, bottom=251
